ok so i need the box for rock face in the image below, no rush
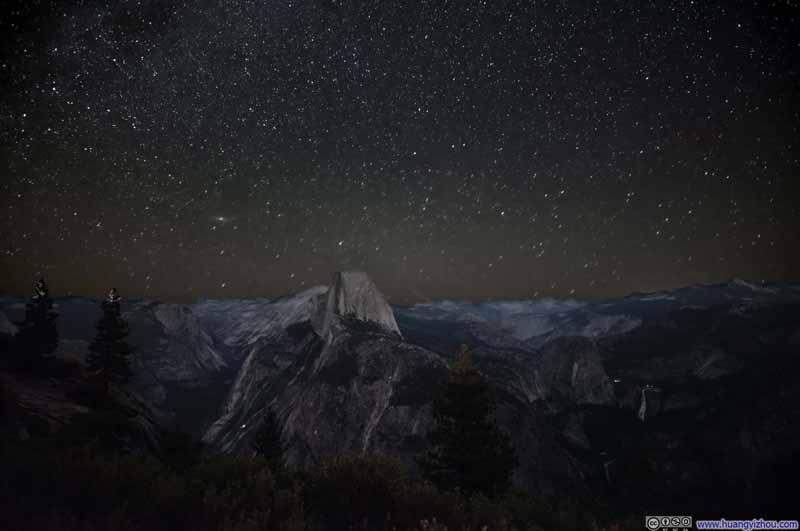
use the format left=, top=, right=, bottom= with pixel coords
left=127, top=302, right=233, bottom=433
left=144, top=303, right=228, bottom=382
left=313, top=271, right=401, bottom=340
left=202, top=271, right=595, bottom=495
left=637, top=386, right=662, bottom=421
left=279, top=332, right=445, bottom=466
left=535, top=336, right=615, bottom=408
left=204, top=272, right=441, bottom=472
left=192, top=286, right=328, bottom=356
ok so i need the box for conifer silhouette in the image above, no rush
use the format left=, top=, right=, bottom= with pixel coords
left=15, top=275, right=59, bottom=365
left=88, top=288, right=133, bottom=390
left=420, top=345, right=516, bottom=497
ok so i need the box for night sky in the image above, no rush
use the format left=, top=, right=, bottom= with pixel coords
left=1, top=1, right=798, bottom=304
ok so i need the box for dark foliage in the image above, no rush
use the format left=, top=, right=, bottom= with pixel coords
left=13, top=276, right=58, bottom=366
left=0, top=426, right=620, bottom=531
left=303, top=452, right=587, bottom=531
left=420, top=345, right=517, bottom=498
left=252, top=409, right=285, bottom=466
left=0, top=380, right=23, bottom=449
left=55, top=410, right=142, bottom=454
left=305, top=452, right=406, bottom=529
left=87, top=290, right=133, bottom=388
left=159, top=429, right=206, bottom=471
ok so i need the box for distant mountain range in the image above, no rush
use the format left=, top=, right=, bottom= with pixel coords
left=2, top=275, right=799, bottom=511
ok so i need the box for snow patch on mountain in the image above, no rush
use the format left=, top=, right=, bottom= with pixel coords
left=502, top=315, right=557, bottom=339
left=583, top=314, right=642, bottom=336
left=403, top=298, right=586, bottom=324
left=638, top=294, right=677, bottom=302
left=729, top=278, right=777, bottom=294
left=399, top=298, right=637, bottom=345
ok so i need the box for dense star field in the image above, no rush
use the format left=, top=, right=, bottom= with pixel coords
left=0, top=1, right=798, bottom=303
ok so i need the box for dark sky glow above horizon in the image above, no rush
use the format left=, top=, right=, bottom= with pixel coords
left=1, top=0, right=798, bottom=304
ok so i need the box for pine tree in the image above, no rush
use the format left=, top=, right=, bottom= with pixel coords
left=252, top=408, right=285, bottom=466
left=15, top=275, right=59, bottom=363
left=87, top=288, right=132, bottom=389
left=419, top=345, right=516, bottom=497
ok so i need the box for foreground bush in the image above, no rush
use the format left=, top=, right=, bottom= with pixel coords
left=0, top=443, right=619, bottom=530
left=0, top=445, right=300, bottom=531
left=306, top=452, right=406, bottom=529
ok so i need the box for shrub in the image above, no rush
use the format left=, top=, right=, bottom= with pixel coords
left=159, top=429, right=205, bottom=471
left=0, top=444, right=305, bottom=531
left=305, top=451, right=406, bottom=529
left=0, top=440, right=627, bottom=531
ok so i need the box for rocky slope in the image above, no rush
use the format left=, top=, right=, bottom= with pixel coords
left=2, top=277, right=799, bottom=509
left=201, top=275, right=800, bottom=503
left=0, top=296, right=232, bottom=433
left=192, top=285, right=328, bottom=358
left=202, top=272, right=622, bottom=494
left=203, top=272, right=442, bottom=467
left=0, top=369, right=164, bottom=455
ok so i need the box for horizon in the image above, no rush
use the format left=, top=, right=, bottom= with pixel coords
left=0, top=271, right=794, bottom=307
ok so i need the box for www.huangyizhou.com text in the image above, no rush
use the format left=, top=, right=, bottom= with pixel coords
left=695, top=519, right=799, bottom=530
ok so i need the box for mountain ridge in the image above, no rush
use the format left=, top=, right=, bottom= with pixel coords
left=2, top=274, right=799, bottom=501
